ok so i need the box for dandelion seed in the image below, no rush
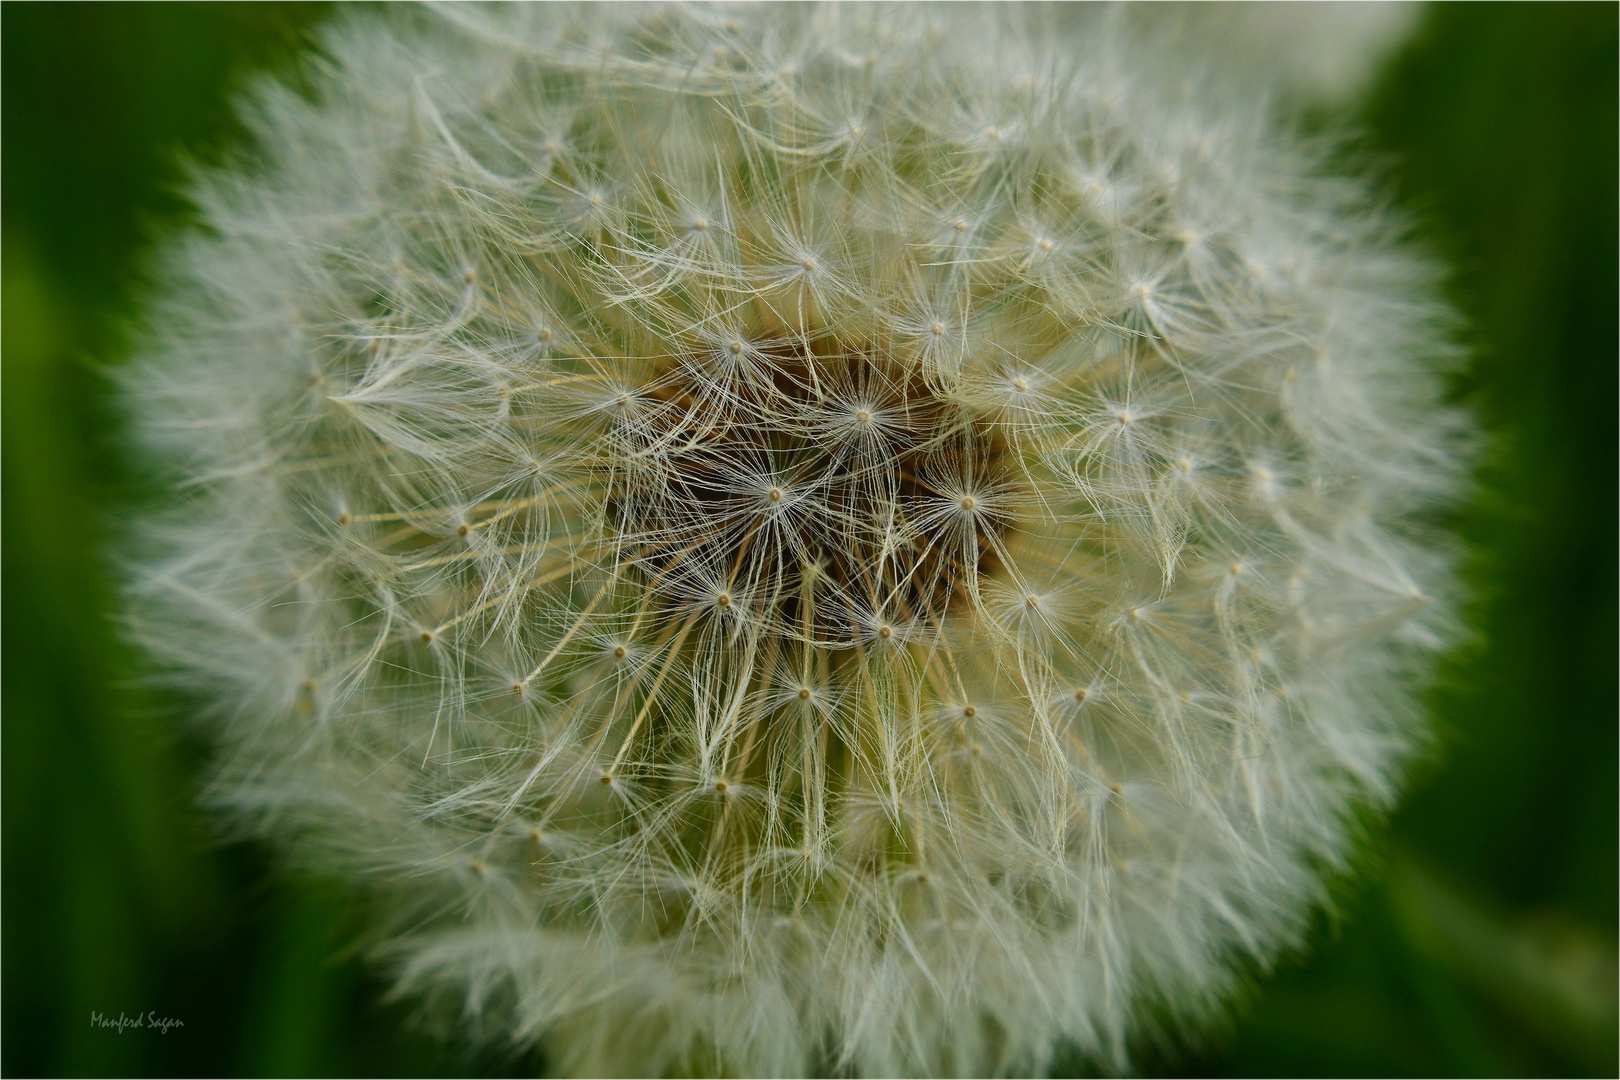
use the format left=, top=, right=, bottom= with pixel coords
left=125, top=5, right=1467, bottom=1077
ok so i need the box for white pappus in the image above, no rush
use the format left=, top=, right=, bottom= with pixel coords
left=124, top=4, right=1470, bottom=1077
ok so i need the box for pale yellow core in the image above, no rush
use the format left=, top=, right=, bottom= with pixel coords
left=930, top=321, right=946, bottom=336
left=613, top=645, right=628, bottom=659
left=877, top=625, right=893, bottom=640
left=768, top=487, right=784, bottom=503
left=729, top=340, right=745, bottom=355
left=716, top=593, right=732, bottom=608
left=1013, top=378, right=1029, bottom=392
left=1074, top=687, right=1089, bottom=703
left=959, top=496, right=977, bottom=511
left=855, top=409, right=872, bottom=424
left=951, top=218, right=969, bottom=232
left=691, top=217, right=708, bottom=231
left=962, top=705, right=978, bottom=718
left=538, top=327, right=553, bottom=342
left=797, top=687, right=813, bottom=701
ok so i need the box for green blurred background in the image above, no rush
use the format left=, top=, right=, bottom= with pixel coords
left=2, top=4, right=1613, bottom=1076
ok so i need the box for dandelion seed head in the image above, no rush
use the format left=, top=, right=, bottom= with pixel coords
left=125, top=5, right=1468, bottom=1076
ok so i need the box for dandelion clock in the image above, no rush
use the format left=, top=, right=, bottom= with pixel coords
left=125, top=5, right=1470, bottom=1075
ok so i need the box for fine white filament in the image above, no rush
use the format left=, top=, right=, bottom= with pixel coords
left=126, top=5, right=1467, bottom=1076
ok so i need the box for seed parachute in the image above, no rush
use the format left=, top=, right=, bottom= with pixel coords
left=125, top=5, right=1469, bottom=1076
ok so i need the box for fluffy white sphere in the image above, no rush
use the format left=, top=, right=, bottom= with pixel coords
left=126, top=5, right=1468, bottom=1075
